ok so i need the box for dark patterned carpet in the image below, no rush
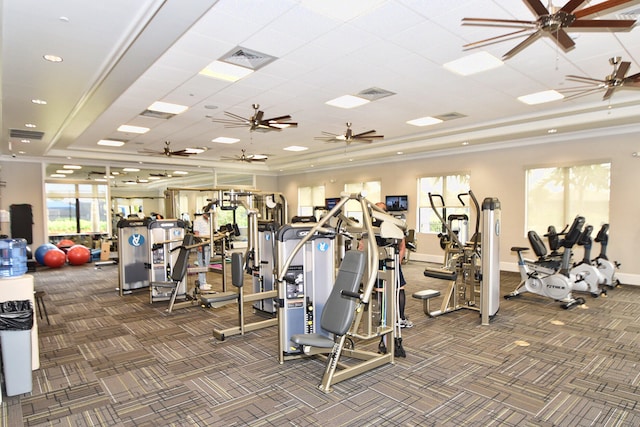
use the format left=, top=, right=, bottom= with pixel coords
left=1, top=257, right=639, bottom=426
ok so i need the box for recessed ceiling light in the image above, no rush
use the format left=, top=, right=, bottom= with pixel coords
left=25, top=123, right=36, bottom=128
left=147, top=101, right=188, bottom=115
left=122, top=167, right=140, bottom=172
left=111, top=171, right=120, bottom=175
left=284, top=145, right=308, bottom=152
left=43, top=54, right=63, bottom=63
left=55, top=169, right=74, bottom=174
left=462, top=141, right=470, bottom=146
left=397, top=151, right=404, bottom=154
left=199, top=61, right=254, bottom=82
left=148, top=176, right=161, bottom=180
left=21, top=139, right=30, bottom=143
left=406, top=116, right=443, bottom=127
left=93, top=178, right=108, bottom=182
left=173, top=171, right=189, bottom=175
left=443, top=52, right=503, bottom=76
left=125, top=181, right=137, bottom=185
left=326, top=95, right=370, bottom=109
left=547, top=128, right=558, bottom=134
left=518, top=90, right=564, bottom=105
left=118, top=125, right=150, bottom=134
left=212, top=137, right=240, bottom=144
left=137, top=178, right=149, bottom=183
left=97, top=139, right=125, bottom=147
left=31, top=99, right=47, bottom=105
left=63, top=165, right=82, bottom=169
left=50, top=174, right=66, bottom=178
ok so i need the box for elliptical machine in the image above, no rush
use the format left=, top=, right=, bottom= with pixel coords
left=506, top=215, right=586, bottom=309
left=593, top=224, right=621, bottom=288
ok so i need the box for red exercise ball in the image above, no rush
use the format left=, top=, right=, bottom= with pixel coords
left=67, top=245, right=91, bottom=265
left=43, top=248, right=66, bottom=268
left=57, top=239, right=75, bottom=251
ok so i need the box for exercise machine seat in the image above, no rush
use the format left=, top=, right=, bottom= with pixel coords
left=152, top=234, right=194, bottom=312
left=291, top=250, right=365, bottom=348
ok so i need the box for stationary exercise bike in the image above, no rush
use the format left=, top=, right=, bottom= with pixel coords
left=506, top=215, right=586, bottom=309
left=570, top=224, right=607, bottom=297
left=593, top=224, right=621, bottom=288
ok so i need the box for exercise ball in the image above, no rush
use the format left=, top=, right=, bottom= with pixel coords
left=57, top=239, right=75, bottom=251
left=43, top=248, right=66, bottom=268
left=35, top=243, right=57, bottom=265
left=67, top=245, right=90, bottom=265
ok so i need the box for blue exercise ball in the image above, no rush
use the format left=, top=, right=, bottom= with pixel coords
left=35, top=243, right=57, bottom=265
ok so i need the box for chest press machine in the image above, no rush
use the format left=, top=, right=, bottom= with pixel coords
left=279, top=192, right=406, bottom=393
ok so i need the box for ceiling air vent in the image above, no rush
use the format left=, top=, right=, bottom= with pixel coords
left=618, top=9, right=640, bottom=19
left=139, top=110, right=176, bottom=120
left=219, top=47, right=277, bottom=71
left=434, top=112, right=467, bottom=121
left=356, top=87, right=396, bottom=101
left=10, top=129, right=45, bottom=140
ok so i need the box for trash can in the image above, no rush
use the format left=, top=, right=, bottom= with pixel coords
left=0, top=299, right=33, bottom=396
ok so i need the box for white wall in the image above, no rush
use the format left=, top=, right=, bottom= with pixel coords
left=276, top=131, right=640, bottom=284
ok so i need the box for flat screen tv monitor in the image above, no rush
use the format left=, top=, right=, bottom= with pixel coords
left=325, top=197, right=341, bottom=210
left=385, top=195, right=408, bottom=212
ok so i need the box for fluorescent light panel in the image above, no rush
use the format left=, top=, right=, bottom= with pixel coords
left=325, top=95, right=370, bottom=109
left=284, top=145, right=308, bottom=152
left=518, top=90, right=564, bottom=105
left=118, top=124, right=150, bottom=134
left=147, top=101, right=188, bottom=115
left=443, top=52, right=503, bottom=76
left=212, top=137, right=240, bottom=144
left=199, top=61, right=254, bottom=82
left=63, top=165, right=82, bottom=169
left=97, top=139, right=125, bottom=147
left=406, top=116, right=443, bottom=127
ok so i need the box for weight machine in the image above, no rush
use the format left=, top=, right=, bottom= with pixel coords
left=277, top=192, right=405, bottom=393
left=418, top=191, right=500, bottom=325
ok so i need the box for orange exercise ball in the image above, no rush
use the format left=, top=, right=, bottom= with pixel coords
left=67, top=245, right=91, bottom=265
left=43, top=248, right=66, bottom=268
left=56, top=239, right=75, bottom=251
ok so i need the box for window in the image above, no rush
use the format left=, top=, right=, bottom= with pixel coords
left=46, top=183, right=109, bottom=235
left=298, top=185, right=325, bottom=217
left=418, top=174, right=470, bottom=234
left=344, top=181, right=381, bottom=223
left=526, top=162, right=610, bottom=233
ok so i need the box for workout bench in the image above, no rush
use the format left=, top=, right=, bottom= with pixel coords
left=412, top=289, right=441, bottom=316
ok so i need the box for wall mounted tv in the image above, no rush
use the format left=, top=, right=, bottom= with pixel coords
left=325, top=197, right=341, bottom=210
left=385, top=195, right=408, bottom=212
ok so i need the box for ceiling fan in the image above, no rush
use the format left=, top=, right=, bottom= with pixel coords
left=315, top=122, right=384, bottom=144
left=559, top=57, right=640, bottom=100
left=139, top=141, right=206, bottom=157
left=462, top=0, right=637, bottom=59
left=221, top=149, right=268, bottom=163
left=211, top=103, right=298, bottom=132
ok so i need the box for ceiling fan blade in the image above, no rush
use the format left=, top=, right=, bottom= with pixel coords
left=615, top=61, right=631, bottom=80
left=570, top=18, right=636, bottom=28
left=264, top=115, right=292, bottom=122
left=625, top=71, right=640, bottom=83
left=558, top=84, right=606, bottom=93
left=462, top=17, right=537, bottom=27
left=170, top=150, right=191, bottom=157
left=573, top=0, right=634, bottom=19
left=559, top=0, right=587, bottom=14
left=223, top=111, right=251, bottom=122
left=463, top=28, right=531, bottom=49
left=566, top=75, right=607, bottom=84
left=602, top=87, right=616, bottom=100
left=353, top=130, right=377, bottom=136
left=502, top=30, right=541, bottom=59
left=548, top=28, right=575, bottom=50
left=562, top=87, right=607, bottom=100
left=357, top=134, right=384, bottom=139
left=524, top=0, right=550, bottom=17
